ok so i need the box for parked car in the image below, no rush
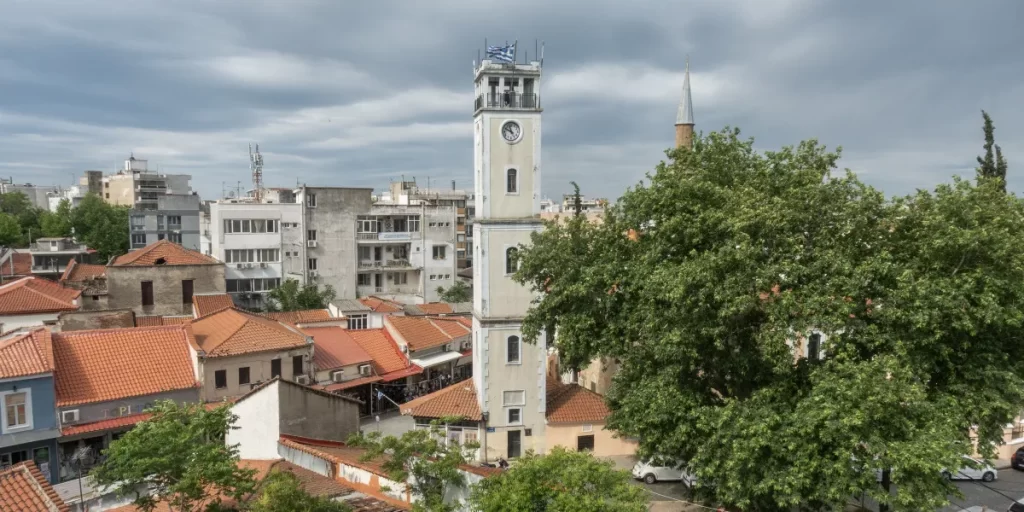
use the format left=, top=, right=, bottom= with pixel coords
left=631, top=458, right=696, bottom=486
left=942, top=455, right=997, bottom=482
left=1012, top=446, right=1024, bottom=470
left=1008, top=500, right=1024, bottom=512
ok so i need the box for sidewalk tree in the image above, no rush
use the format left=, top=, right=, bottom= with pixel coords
left=267, top=279, right=336, bottom=311
left=976, top=110, right=1008, bottom=191
left=470, top=447, right=647, bottom=512
left=514, top=128, right=1024, bottom=511
left=92, top=401, right=256, bottom=512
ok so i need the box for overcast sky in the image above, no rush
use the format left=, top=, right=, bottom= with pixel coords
left=1, top=1, right=1022, bottom=201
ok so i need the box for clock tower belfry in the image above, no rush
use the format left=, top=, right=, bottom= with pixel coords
left=471, top=53, right=546, bottom=460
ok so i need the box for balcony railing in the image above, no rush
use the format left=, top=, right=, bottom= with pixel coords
left=357, top=232, right=421, bottom=242
left=358, top=259, right=417, bottom=270
left=474, top=92, right=539, bottom=111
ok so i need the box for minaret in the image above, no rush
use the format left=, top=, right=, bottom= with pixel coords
left=471, top=52, right=546, bottom=460
left=675, top=58, right=695, bottom=149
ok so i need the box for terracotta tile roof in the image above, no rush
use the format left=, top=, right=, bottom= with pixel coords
left=134, top=315, right=191, bottom=327
left=0, top=252, right=31, bottom=278
left=414, top=303, right=454, bottom=315
left=190, top=308, right=310, bottom=357
left=0, top=277, right=81, bottom=315
left=385, top=316, right=470, bottom=352
left=379, top=364, right=422, bottom=382
left=111, top=240, right=220, bottom=266
left=306, top=327, right=373, bottom=371
left=345, top=329, right=411, bottom=375
left=546, top=381, right=611, bottom=424
left=280, top=437, right=388, bottom=474
left=321, top=374, right=382, bottom=392
left=261, top=309, right=332, bottom=325
left=0, top=461, right=70, bottom=512
left=59, top=259, right=106, bottom=283
left=400, top=381, right=481, bottom=421
left=0, top=328, right=53, bottom=379
left=359, top=296, right=403, bottom=313
left=61, top=412, right=152, bottom=436
left=52, top=325, right=199, bottom=407
left=242, top=459, right=355, bottom=500
left=192, top=294, right=235, bottom=318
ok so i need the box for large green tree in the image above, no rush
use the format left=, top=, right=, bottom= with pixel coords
left=40, top=198, right=73, bottom=238
left=0, top=213, right=23, bottom=247
left=513, top=128, right=1024, bottom=511
left=437, top=280, right=471, bottom=303
left=0, top=192, right=42, bottom=245
left=470, top=447, right=647, bottom=512
left=267, top=279, right=337, bottom=311
left=70, top=193, right=130, bottom=261
left=976, top=110, right=1009, bottom=192
left=92, top=401, right=257, bottom=512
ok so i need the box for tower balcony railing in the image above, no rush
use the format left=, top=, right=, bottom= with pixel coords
left=474, top=93, right=539, bottom=111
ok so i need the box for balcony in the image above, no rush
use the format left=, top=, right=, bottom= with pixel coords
left=358, top=259, right=418, bottom=271
left=474, top=92, right=539, bottom=112
left=357, top=231, right=421, bottom=243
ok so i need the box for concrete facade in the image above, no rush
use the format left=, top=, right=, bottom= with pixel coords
left=28, top=238, right=95, bottom=278
left=56, top=309, right=135, bottom=331
left=106, top=263, right=225, bottom=316
left=129, top=194, right=202, bottom=251
left=199, top=345, right=313, bottom=402
left=295, top=187, right=373, bottom=301
left=547, top=422, right=638, bottom=457
left=101, top=156, right=192, bottom=207
left=0, top=179, right=60, bottom=210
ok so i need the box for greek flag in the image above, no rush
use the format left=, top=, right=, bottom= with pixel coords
left=376, top=389, right=384, bottom=400
left=487, top=43, right=515, bottom=63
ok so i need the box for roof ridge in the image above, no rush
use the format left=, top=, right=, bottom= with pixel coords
left=424, top=318, right=455, bottom=340
left=55, top=323, right=189, bottom=338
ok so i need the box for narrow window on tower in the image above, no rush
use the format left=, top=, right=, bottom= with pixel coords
left=506, top=335, right=521, bottom=364
left=506, top=168, right=518, bottom=194
left=505, top=247, right=518, bottom=275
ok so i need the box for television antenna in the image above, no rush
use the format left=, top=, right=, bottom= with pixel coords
left=249, top=143, right=264, bottom=203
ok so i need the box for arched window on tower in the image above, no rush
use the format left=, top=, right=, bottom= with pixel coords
left=506, top=335, right=521, bottom=364
left=507, top=168, right=518, bottom=194
left=505, top=247, right=519, bottom=275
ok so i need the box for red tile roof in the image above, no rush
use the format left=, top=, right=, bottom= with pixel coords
left=190, top=308, right=310, bottom=357
left=53, top=325, right=199, bottom=407
left=241, top=459, right=356, bottom=500
left=385, top=316, right=470, bottom=352
left=262, top=309, right=332, bottom=325
left=111, top=240, right=220, bottom=266
left=0, top=253, right=31, bottom=278
left=306, top=327, right=373, bottom=371
left=59, top=259, right=106, bottom=283
left=321, top=374, right=382, bottom=392
left=0, top=277, right=81, bottom=315
left=345, top=329, right=411, bottom=375
left=379, top=364, right=422, bottom=382
left=0, top=461, right=69, bottom=512
left=0, top=328, right=53, bottom=379
left=400, top=381, right=481, bottom=421
left=192, top=294, right=235, bottom=318
left=359, top=296, right=403, bottom=313
left=134, top=315, right=192, bottom=327
left=415, top=303, right=454, bottom=315
left=61, top=412, right=152, bottom=436
left=546, top=380, right=611, bottom=424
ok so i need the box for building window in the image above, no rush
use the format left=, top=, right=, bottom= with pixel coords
left=156, top=215, right=165, bottom=230
left=503, top=390, right=525, bottom=406
left=2, top=390, right=30, bottom=430
left=506, top=335, right=521, bottom=364
left=238, top=367, right=250, bottom=386
left=306, top=193, right=317, bottom=208
left=357, top=219, right=377, bottom=233
left=224, top=219, right=279, bottom=234
left=507, top=407, right=522, bottom=425
left=168, top=232, right=182, bottom=244
left=307, top=229, right=317, bottom=241
left=307, top=258, right=318, bottom=271
left=808, top=333, right=823, bottom=360
left=408, top=216, right=420, bottom=232
left=358, top=246, right=371, bottom=260
left=357, top=274, right=371, bottom=286
left=141, top=281, right=154, bottom=306
left=432, top=245, right=446, bottom=260
left=214, top=370, right=227, bottom=389
left=131, top=234, right=146, bottom=248
left=292, top=356, right=304, bottom=379
left=390, top=272, right=408, bottom=285
left=505, top=247, right=519, bottom=275
left=271, top=358, right=282, bottom=378
left=168, top=215, right=181, bottom=228
left=507, top=168, right=518, bottom=194
left=130, top=216, right=145, bottom=231
left=157, top=234, right=165, bottom=241
left=347, top=314, right=368, bottom=330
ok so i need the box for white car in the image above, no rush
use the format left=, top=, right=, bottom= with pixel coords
left=943, top=455, right=998, bottom=482
left=631, top=458, right=696, bottom=485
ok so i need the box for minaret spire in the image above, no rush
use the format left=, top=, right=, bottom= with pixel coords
left=675, top=56, right=695, bottom=149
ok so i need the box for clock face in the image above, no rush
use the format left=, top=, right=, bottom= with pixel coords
left=501, top=121, right=522, bottom=143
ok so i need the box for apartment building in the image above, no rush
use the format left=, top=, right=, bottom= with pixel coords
left=382, top=180, right=474, bottom=269
left=0, top=178, right=59, bottom=210
left=294, top=187, right=373, bottom=301
left=129, top=194, right=202, bottom=250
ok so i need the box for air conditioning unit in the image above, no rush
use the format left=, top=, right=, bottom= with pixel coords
left=332, top=370, right=345, bottom=383
left=295, top=375, right=310, bottom=385
left=442, top=344, right=450, bottom=352
left=308, top=271, right=318, bottom=278
left=61, top=409, right=79, bottom=424
left=307, top=240, right=318, bottom=248
left=235, top=263, right=244, bottom=269
left=461, top=340, right=471, bottom=351
left=358, top=364, right=372, bottom=376
left=245, top=263, right=254, bottom=269
left=260, top=262, right=268, bottom=268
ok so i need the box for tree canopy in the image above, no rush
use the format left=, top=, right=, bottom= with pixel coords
left=248, top=470, right=351, bottom=512
left=0, top=213, right=23, bottom=247
left=267, top=279, right=337, bottom=311
left=976, top=110, right=1009, bottom=191
left=71, top=193, right=130, bottom=261
left=92, top=401, right=256, bottom=512
left=437, top=280, right=471, bottom=303
left=513, top=128, right=1024, bottom=511
left=470, top=447, right=647, bottom=512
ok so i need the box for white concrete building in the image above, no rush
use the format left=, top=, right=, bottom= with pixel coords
left=129, top=193, right=202, bottom=251
left=471, top=57, right=548, bottom=460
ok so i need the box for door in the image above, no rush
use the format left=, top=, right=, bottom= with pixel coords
left=576, top=435, right=595, bottom=452
left=374, top=273, right=383, bottom=290
left=374, top=246, right=383, bottom=262
left=141, top=281, right=154, bottom=307
left=181, top=279, right=194, bottom=305
left=507, top=430, right=522, bottom=459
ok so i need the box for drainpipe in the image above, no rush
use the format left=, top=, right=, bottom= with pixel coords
left=481, top=412, right=489, bottom=463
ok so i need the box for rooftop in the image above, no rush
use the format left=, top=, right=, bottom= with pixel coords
left=385, top=315, right=470, bottom=352
left=190, top=308, right=310, bottom=357
left=0, top=253, right=31, bottom=278
left=134, top=315, right=192, bottom=327
left=52, top=325, right=199, bottom=407
left=111, top=240, right=221, bottom=266
left=0, top=328, right=53, bottom=379
left=400, top=380, right=481, bottom=421
left=332, top=299, right=371, bottom=313
left=305, top=326, right=374, bottom=371
left=261, top=309, right=332, bottom=325
left=344, top=328, right=412, bottom=376
left=0, top=276, right=81, bottom=315
left=59, top=259, right=106, bottom=283
left=359, top=296, right=404, bottom=313
left=546, top=379, right=612, bottom=424
left=191, top=293, right=235, bottom=318
left=0, top=461, right=69, bottom=512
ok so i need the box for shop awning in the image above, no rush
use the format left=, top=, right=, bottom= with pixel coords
left=321, top=375, right=382, bottom=392
left=411, top=351, right=462, bottom=369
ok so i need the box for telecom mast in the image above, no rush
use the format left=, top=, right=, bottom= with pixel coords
left=249, top=143, right=264, bottom=203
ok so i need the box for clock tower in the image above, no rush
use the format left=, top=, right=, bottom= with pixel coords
left=471, top=55, right=546, bottom=460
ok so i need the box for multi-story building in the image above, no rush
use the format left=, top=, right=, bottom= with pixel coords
left=106, top=241, right=226, bottom=316
left=26, top=238, right=96, bottom=278
left=101, top=155, right=192, bottom=207
left=294, top=187, right=372, bottom=301
left=129, top=194, right=202, bottom=251
left=0, top=329, right=61, bottom=483
left=385, top=181, right=475, bottom=269
left=0, top=179, right=59, bottom=210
